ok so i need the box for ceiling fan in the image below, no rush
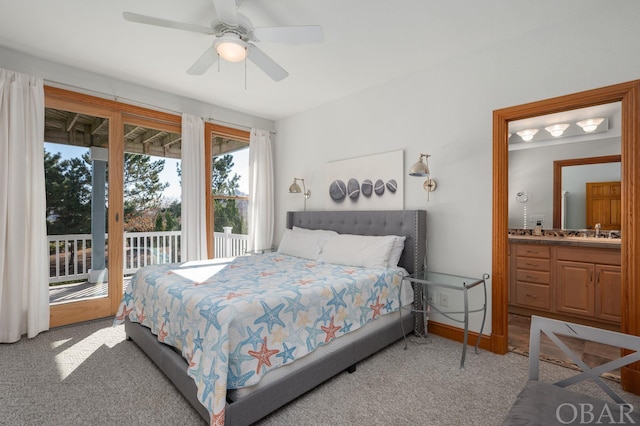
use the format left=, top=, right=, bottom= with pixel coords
left=123, top=0, right=323, bottom=81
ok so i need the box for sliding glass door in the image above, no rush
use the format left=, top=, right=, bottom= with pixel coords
left=46, top=95, right=123, bottom=327
left=45, top=87, right=184, bottom=327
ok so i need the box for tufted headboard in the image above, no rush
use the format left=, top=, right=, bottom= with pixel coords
left=286, top=210, right=427, bottom=274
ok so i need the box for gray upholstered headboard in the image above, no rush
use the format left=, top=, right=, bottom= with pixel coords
left=286, top=210, right=427, bottom=274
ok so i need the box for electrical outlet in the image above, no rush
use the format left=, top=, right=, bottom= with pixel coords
left=427, top=290, right=435, bottom=304
left=440, top=292, right=449, bottom=307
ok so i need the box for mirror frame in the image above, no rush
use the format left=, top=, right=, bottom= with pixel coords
left=492, top=81, right=640, bottom=394
left=552, top=154, right=622, bottom=229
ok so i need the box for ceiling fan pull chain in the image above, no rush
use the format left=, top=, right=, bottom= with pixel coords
left=244, top=53, right=247, bottom=90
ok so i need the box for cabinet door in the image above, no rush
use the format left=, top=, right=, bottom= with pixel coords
left=595, top=265, right=621, bottom=322
left=556, top=261, right=595, bottom=317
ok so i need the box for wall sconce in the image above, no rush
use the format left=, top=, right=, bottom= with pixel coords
left=544, top=123, right=570, bottom=137
left=516, top=128, right=539, bottom=142
left=289, top=178, right=311, bottom=211
left=409, top=154, right=437, bottom=200
left=576, top=117, right=605, bottom=133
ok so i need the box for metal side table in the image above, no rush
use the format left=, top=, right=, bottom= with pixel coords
left=400, top=271, right=489, bottom=369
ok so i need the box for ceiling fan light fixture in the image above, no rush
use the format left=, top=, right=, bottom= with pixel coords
left=576, top=118, right=605, bottom=133
left=544, top=123, right=570, bottom=137
left=215, top=34, right=247, bottom=62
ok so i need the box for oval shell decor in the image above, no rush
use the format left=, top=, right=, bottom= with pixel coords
left=329, top=177, right=399, bottom=202
left=325, top=150, right=403, bottom=210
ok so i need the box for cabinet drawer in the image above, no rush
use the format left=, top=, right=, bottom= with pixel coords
left=516, top=282, right=550, bottom=310
left=515, top=245, right=550, bottom=259
left=515, top=269, right=550, bottom=285
left=516, top=257, right=550, bottom=271
left=556, top=247, right=620, bottom=265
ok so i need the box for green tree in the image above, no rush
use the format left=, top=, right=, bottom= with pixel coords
left=45, top=151, right=93, bottom=235
left=154, top=212, right=165, bottom=231
left=212, top=155, right=246, bottom=234
left=45, top=148, right=170, bottom=234
left=164, top=209, right=178, bottom=231
left=123, top=153, right=169, bottom=231
left=176, top=154, right=246, bottom=234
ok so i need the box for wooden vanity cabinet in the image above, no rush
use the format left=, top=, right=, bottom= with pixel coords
left=554, top=246, right=621, bottom=323
left=509, top=242, right=621, bottom=325
left=511, top=244, right=551, bottom=311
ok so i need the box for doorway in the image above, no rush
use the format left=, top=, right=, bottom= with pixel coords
left=491, top=81, right=640, bottom=394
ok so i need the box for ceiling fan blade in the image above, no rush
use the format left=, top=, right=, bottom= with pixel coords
left=187, top=47, right=219, bottom=75
left=123, top=12, right=214, bottom=35
left=254, top=26, right=323, bottom=44
left=211, top=0, right=239, bottom=27
left=247, top=44, right=289, bottom=81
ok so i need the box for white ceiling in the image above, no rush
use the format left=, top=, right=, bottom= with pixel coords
left=0, top=0, right=608, bottom=121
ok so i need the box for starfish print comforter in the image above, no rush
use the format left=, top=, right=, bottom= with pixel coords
left=114, top=252, right=406, bottom=425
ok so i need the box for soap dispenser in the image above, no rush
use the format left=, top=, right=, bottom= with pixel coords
left=534, top=220, right=542, bottom=236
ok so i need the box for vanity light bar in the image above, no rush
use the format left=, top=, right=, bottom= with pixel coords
left=511, top=117, right=608, bottom=143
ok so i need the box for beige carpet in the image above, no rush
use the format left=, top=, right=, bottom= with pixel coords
left=1, top=319, right=638, bottom=426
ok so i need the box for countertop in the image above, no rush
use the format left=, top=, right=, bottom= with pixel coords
left=508, top=235, right=621, bottom=249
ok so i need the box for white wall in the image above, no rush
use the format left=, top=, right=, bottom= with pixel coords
left=273, top=9, right=640, bottom=333
left=0, top=46, right=275, bottom=132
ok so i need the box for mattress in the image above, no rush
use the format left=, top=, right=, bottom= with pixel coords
left=228, top=299, right=412, bottom=401
left=115, top=252, right=410, bottom=423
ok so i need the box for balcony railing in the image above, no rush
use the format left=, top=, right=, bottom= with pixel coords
left=48, top=228, right=248, bottom=285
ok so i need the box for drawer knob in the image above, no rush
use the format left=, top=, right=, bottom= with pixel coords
left=526, top=294, right=539, bottom=299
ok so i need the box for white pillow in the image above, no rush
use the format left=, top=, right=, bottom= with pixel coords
left=277, top=229, right=323, bottom=260
left=292, top=226, right=338, bottom=248
left=387, top=236, right=406, bottom=268
left=320, top=234, right=397, bottom=268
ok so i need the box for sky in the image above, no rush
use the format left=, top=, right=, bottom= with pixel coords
left=44, top=142, right=250, bottom=202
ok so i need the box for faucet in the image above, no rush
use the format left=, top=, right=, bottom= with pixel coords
left=595, top=223, right=601, bottom=238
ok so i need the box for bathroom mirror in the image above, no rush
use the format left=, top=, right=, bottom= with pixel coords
left=552, top=155, right=621, bottom=229
left=507, top=102, right=621, bottom=230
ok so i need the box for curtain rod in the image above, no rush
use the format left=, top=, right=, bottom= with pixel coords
left=205, top=117, right=276, bottom=135
left=44, top=79, right=275, bottom=134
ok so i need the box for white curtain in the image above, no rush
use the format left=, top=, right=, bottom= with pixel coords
left=180, top=113, right=208, bottom=261
left=247, top=128, right=274, bottom=251
left=0, top=69, right=48, bottom=343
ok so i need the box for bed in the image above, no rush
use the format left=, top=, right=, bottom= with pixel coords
left=118, top=209, right=427, bottom=425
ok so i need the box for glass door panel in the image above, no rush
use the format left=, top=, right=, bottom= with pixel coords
left=45, top=103, right=116, bottom=327
left=45, top=107, right=109, bottom=303
left=122, top=116, right=182, bottom=277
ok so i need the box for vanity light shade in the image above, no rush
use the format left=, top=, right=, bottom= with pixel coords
left=576, top=118, right=605, bottom=133
left=516, top=128, right=539, bottom=142
left=409, top=154, right=430, bottom=176
left=544, top=123, right=570, bottom=137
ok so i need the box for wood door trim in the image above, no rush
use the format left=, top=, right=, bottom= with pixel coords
left=492, top=80, right=640, bottom=395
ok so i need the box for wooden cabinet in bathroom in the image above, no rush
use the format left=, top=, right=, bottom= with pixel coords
left=509, top=239, right=621, bottom=326
left=554, top=246, right=621, bottom=323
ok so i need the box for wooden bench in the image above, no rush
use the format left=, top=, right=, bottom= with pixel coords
left=503, top=315, right=640, bottom=425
